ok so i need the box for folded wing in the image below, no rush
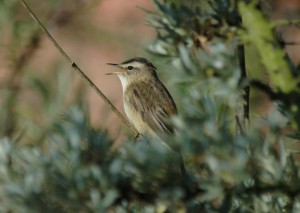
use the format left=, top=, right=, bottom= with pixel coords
left=128, top=77, right=177, bottom=137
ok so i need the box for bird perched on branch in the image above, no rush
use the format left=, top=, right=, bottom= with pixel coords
left=106, top=57, right=177, bottom=141
left=106, top=57, right=185, bottom=175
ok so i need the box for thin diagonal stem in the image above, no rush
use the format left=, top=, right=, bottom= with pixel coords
left=21, top=0, right=138, bottom=135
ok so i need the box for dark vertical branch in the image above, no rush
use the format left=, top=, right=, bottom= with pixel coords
left=238, top=44, right=250, bottom=121
left=235, top=1, right=250, bottom=135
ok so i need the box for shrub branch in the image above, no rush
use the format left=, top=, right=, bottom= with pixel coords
left=20, top=0, right=138, bottom=135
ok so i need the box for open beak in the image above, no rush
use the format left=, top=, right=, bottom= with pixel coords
left=105, top=63, right=124, bottom=75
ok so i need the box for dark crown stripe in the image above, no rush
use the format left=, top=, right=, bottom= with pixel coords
left=121, top=57, right=157, bottom=70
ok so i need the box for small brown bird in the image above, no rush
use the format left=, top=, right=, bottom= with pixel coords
left=107, top=58, right=185, bottom=175
left=106, top=57, right=177, bottom=140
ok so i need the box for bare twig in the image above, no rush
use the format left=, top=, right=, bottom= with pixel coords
left=21, top=0, right=138, bottom=135
left=272, top=19, right=300, bottom=28
left=250, top=80, right=279, bottom=100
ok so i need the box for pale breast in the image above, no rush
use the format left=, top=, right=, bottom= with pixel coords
left=123, top=95, right=157, bottom=137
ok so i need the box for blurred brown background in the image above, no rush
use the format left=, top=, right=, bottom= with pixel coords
left=1, top=0, right=300, bottom=139
left=27, top=0, right=156, bottom=139
left=21, top=0, right=300, bottom=135
left=273, top=0, right=300, bottom=65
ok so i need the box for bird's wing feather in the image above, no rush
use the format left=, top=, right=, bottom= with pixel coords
left=128, top=78, right=177, bottom=136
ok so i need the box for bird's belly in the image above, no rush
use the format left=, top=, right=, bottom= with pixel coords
left=123, top=101, right=155, bottom=137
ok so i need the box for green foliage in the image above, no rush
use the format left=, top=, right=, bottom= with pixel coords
left=239, top=1, right=299, bottom=93
left=0, top=0, right=300, bottom=212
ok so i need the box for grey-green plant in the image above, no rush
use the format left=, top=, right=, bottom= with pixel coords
left=0, top=0, right=300, bottom=212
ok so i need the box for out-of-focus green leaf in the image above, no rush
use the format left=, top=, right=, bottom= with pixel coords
left=239, top=1, right=299, bottom=93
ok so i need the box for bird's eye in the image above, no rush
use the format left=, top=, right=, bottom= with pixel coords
left=127, top=66, right=133, bottom=70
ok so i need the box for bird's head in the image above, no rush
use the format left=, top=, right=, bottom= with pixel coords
left=106, top=57, right=157, bottom=79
